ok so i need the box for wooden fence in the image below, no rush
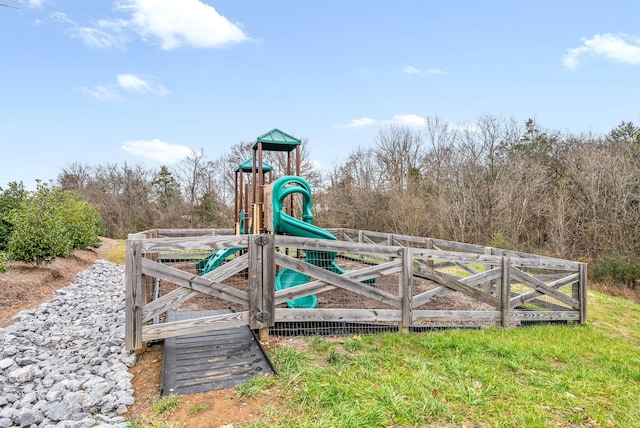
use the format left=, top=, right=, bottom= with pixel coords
left=125, top=228, right=587, bottom=351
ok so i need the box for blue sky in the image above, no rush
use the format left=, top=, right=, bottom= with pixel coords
left=2, top=0, right=640, bottom=188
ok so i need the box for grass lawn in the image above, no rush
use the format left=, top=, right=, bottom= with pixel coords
left=240, top=289, right=640, bottom=427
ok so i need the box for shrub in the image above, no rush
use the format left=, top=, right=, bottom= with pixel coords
left=592, top=253, right=640, bottom=289
left=7, top=182, right=104, bottom=267
left=0, top=182, right=28, bottom=251
left=0, top=251, right=8, bottom=273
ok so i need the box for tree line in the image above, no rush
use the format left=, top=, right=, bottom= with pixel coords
left=55, top=142, right=321, bottom=238
left=5, top=116, right=638, bottom=274
left=316, top=116, right=640, bottom=264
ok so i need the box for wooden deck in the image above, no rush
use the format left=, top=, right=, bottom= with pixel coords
left=162, top=310, right=275, bottom=395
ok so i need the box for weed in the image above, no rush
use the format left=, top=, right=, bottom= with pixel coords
left=188, top=403, right=207, bottom=415
left=151, top=395, right=180, bottom=415
left=236, top=374, right=275, bottom=399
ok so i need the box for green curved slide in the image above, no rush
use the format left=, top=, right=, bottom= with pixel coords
left=271, top=176, right=351, bottom=309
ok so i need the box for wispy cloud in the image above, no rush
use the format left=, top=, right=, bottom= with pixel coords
left=403, top=65, right=447, bottom=76
left=383, top=114, right=426, bottom=127
left=19, top=0, right=45, bottom=9
left=338, top=117, right=376, bottom=128
left=564, top=33, right=640, bottom=69
left=121, top=139, right=193, bottom=163
left=53, top=0, right=248, bottom=50
left=78, top=73, right=168, bottom=101
left=77, top=85, right=124, bottom=102
left=117, top=73, right=168, bottom=95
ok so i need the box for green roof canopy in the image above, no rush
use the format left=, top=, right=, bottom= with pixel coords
left=235, top=159, right=273, bottom=173
left=253, top=128, right=301, bottom=151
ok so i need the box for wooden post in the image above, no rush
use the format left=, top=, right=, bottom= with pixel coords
left=399, top=247, right=413, bottom=333
left=143, top=230, right=157, bottom=305
left=425, top=238, right=433, bottom=269
left=125, top=234, right=145, bottom=352
left=387, top=234, right=393, bottom=262
left=358, top=230, right=364, bottom=262
left=577, top=263, right=588, bottom=324
left=248, top=235, right=275, bottom=341
left=484, top=246, right=495, bottom=294
left=500, top=256, right=511, bottom=327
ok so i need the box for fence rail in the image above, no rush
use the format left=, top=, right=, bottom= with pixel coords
left=125, top=228, right=587, bottom=351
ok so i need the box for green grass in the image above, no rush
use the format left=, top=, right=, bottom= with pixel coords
left=241, top=290, right=640, bottom=427
left=151, top=395, right=181, bottom=415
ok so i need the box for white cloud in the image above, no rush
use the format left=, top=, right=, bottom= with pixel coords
left=19, top=0, right=45, bottom=8
left=117, top=73, right=168, bottom=95
left=76, top=85, right=124, bottom=102
left=564, top=33, right=640, bottom=69
left=383, top=114, right=426, bottom=128
left=52, top=0, right=248, bottom=50
left=340, top=117, right=376, bottom=128
left=121, top=139, right=193, bottom=163
left=78, top=73, right=168, bottom=101
left=403, top=65, right=447, bottom=76
left=115, top=0, right=248, bottom=49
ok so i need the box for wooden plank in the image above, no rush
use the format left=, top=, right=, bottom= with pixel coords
left=274, top=260, right=402, bottom=305
left=275, top=308, right=401, bottom=323
left=125, top=235, right=145, bottom=351
left=142, top=254, right=249, bottom=323
left=141, top=258, right=249, bottom=305
left=413, top=310, right=501, bottom=322
left=275, top=253, right=402, bottom=307
left=461, top=268, right=503, bottom=288
left=156, top=228, right=234, bottom=236
left=511, top=311, right=580, bottom=321
left=510, top=267, right=580, bottom=310
left=248, top=235, right=262, bottom=329
left=501, top=256, right=511, bottom=327
left=413, top=263, right=500, bottom=308
left=411, top=248, right=503, bottom=265
left=579, top=263, right=588, bottom=324
left=399, top=248, right=413, bottom=332
left=141, top=235, right=249, bottom=253
left=275, top=235, right=403, bottom=256
left=142, top=311, right=250, bottom=342
left=497, top=248, right=581, bottom=270
left=262, top=235, right=276, bottom=329
left=411, top=268, right=501, bottom=308
left=509, top=273, right=579, bottom=309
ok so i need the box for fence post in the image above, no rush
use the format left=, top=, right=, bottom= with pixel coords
left=387, top=234, right=394, bottom=262
left=248, top=234, right=275, bottom=341
left=500, top=256, right=511, bottom=327
left=399, top=247, right=413, bottom=333
left=484, top=247, right=494, bottom=293
left=143, top=230, right=157, bottom=305
left=125, top=234, right=145, bottom=352
left=577, top=263, right=588, bottom=324
left=425, top=238, right=433, bottom=269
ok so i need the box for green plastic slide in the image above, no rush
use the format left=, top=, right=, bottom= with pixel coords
left=196, top=247, right=242, bottom=275
left=272, top=176, right=351, bottom=309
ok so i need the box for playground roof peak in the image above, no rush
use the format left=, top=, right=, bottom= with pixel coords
left=235, top=158, right=273, bottom=173
left=253, top=128, right=301, bottom=151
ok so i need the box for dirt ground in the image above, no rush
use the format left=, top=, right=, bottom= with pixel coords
left=0, top=238, right=273, bottom=427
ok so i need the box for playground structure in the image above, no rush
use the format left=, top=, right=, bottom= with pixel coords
left=124, top=129, right=588, bottom=352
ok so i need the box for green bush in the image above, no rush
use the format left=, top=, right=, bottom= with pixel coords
left=0, top=251, right=8, bottom=273
left=0, top=182, right=28, bottom=251
left=592, top=253, right=640, bottom=289
left=7, top=182, right=104, bottom=267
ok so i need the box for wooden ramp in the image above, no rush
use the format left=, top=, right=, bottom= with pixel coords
left=161, top=310, right=275, bottom=396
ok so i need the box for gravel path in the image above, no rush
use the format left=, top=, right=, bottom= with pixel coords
left=0, top=260, right=135, bottom=428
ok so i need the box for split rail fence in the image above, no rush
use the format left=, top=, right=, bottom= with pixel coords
left=125, top=228, right=587, bottom=351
